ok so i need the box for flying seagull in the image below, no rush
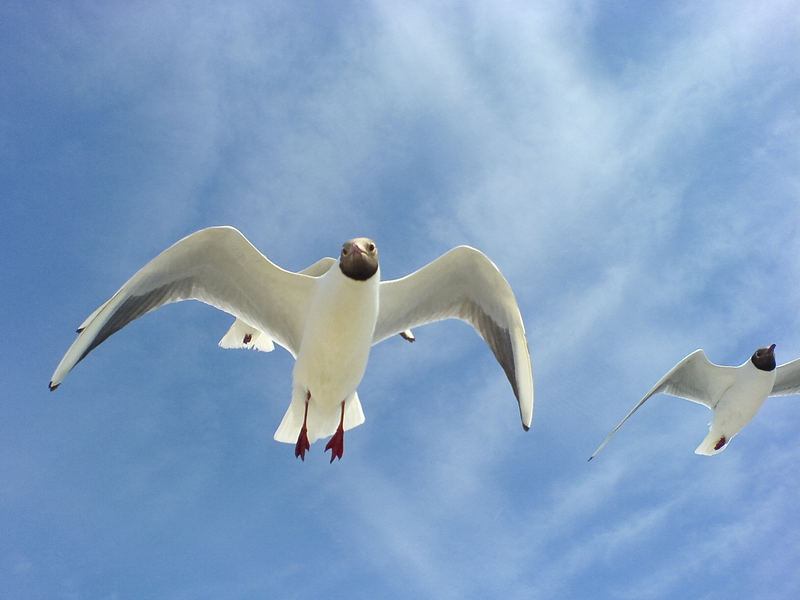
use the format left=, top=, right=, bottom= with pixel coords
left=589, top=345, right=800, bottom=460
left=49, top=227, right=534, bottom=462
left=218, top=257, right=414, bottom=351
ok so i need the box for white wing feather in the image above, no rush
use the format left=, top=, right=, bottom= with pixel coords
left=771, top=357, right=800, bottom=396
left=216, top=257, right=337, bottom=354
left=50, top=226, right=315, bottom=389
left=373, top=246, right=533, bottom=430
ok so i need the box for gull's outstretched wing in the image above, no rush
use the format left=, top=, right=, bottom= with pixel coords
left=373, top=246, right=533, bottom=430
left=294, top=256, right=338, bottom=278
left=217, top=256, right=337, bottom=354
left=50, top=226, right=316, bottom=389
left=589, top=349, right=737, bottom=460
left=772, top=357, right=800, bottom=396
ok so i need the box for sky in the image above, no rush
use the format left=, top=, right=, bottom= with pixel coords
left=2, top=1, right=800, bottom=598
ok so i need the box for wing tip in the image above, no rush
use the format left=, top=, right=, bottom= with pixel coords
left=49, top=381, right=60, bottom=391
left=588, top=438, right=610, bottom=462
left=400, top=329, right=415, bottom=342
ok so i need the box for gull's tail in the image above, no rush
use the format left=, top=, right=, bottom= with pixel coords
left=274, top=390, right=366, bottom=444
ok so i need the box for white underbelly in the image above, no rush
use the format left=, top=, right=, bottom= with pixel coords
left=714, top=368, right=774, bottom=429
left=292, top=271, right=378, bottom=407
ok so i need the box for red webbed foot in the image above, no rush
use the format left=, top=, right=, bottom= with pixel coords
left=325, top=428, right=344, bottom=463
left=324, top=401, right=346, bottom=463
left=295, top=394, right=311, bottom=461
left=295, top=425, right=310, bottom=460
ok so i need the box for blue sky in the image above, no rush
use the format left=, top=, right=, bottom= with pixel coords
left=3, top=1, right=800, bottom=598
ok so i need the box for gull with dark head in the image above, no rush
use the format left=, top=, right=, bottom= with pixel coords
left=49, top=227, right=534, bottom=462
left=589, top=345, right=800, bottom=460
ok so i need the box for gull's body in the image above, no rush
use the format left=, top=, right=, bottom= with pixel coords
left=590, top=345, right=800, bottom=459
left=218, top=258, right=415, bottom=353
left=698, top=356, right=773, bottom=455
left=278, top=256, right=379, bottom=447
left=50, top=226, right=534, bottom=461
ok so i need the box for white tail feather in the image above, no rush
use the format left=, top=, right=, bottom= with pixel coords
left=273, top=391, right=365, bottom=444
left=694, top=429, right=729, bottom=456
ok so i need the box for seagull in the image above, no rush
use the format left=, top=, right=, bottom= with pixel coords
left=218, top=257, right=414, bottom=351
left=589, top=345, right=800, bottom=460
left=49, top=226, right=533, bottom=462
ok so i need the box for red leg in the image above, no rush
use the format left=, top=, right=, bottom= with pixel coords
left=295, top=392, right=311, bottom=461
left=325, top=401, right=346, bottom=463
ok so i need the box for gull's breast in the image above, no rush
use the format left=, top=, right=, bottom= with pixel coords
left=715, top=366, right=776, bottom=429
left=292, top=269, right=379, bottom=406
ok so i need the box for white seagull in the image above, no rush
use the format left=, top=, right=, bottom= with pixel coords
left=49, top=227, right=534, bottom=462
left=589, top=345, right=800, bottom=460
left=218, top=257, right=415, bottom=351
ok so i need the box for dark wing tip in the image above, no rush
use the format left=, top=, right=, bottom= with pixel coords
left=49, top=381, right=59, bottom=391
left=400, top=331, right=415, bottom=343
left=76, top=327, right=84, bottom=333
left=522, top=423, right=530, bottom=432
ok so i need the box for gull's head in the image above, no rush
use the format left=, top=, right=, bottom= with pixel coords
left=751, top=344, right=776, bottom=372
left=339, top=237, right=379, bottom=281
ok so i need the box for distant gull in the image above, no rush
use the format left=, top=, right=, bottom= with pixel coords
left=589, top=345, right=800, bottom=460
left=50, top=227, right=534, bottom=462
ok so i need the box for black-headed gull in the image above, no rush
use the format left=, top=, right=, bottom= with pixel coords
left=590, top=345, right=800, bottom=460
left=49, top=227, right=533, bottom=462
left=218, top=257, right=414, bottom=351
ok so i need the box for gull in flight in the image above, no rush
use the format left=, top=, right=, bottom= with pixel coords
left=50, top=227, right=534, bottom=462
left=590, top=345, right=800, bottom=460
left=218, top=257, right=414, bottom=351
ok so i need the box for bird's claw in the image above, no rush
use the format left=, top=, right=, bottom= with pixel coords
left=295, top=425, right=310, bottom=461
left=325, top=427, right=344, bottom=463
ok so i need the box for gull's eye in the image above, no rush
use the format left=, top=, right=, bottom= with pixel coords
left=367, top=242, right=375, bottom=252
left=342, top=246, right=349, bottom=256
